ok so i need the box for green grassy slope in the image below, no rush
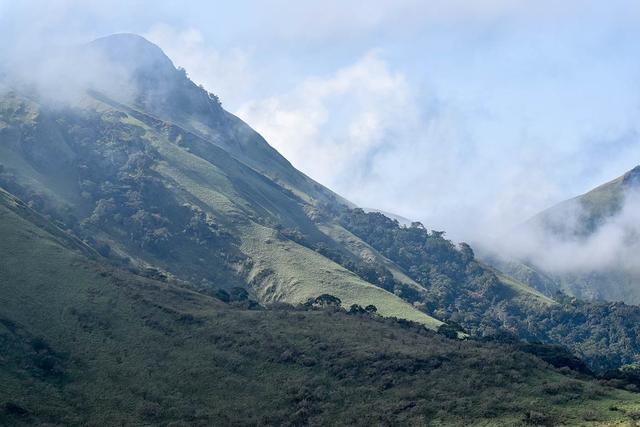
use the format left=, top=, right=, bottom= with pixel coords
left=0, top=35, right=556, bottom=331
left=0, top=84, right=438, bottom=327
left=1, top=191, right=640, bottom=426
left=493, top=269, right=557, bottom=306
left=240, top=222, right=442, bottom=329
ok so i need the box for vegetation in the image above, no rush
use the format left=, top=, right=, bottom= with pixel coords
left=338, top=208, right=640, bottom=371
left=3, top=34, right=640, bottom=425
left=2, top=196, right=640, bottom=425
left=0, top=81, right=435, bottom=326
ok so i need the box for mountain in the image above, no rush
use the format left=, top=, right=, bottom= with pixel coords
left=4, top=186, right=640, bottom=425
left=0, top=33, right=441, bottom=328
left=0, top=34, right=571, bottom=331
left=486, top=166, right=640, bottom=303
left=6, top=32, right=640, bottom=423
left=528, top=165, right=640, bottom=238
left=2, top=33, right=640, bottom=367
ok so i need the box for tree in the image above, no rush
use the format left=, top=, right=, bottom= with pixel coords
left=458, top=242, right=474, bottom=263
left=365, top=304, right=378, bottom=314
left=349, top=304, right=366, bottom=314
left=229, top=287, right=249, bottom=302
left=437, top=323, right=461, bottom=339
left=306, top=294, right=342, bottom=309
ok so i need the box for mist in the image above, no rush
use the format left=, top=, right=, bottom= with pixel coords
left=2, top=0, right=640, bottom=246
left=482, top=187, right=640, bottom=276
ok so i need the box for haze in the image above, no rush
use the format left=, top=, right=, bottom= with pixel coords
left=1, top=0, right=639, bottom=242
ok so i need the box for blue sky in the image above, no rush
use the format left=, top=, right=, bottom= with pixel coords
left=1, top=0, right=640, bottom=240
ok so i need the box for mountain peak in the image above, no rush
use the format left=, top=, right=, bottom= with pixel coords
left=83, top=33, right=228, bottom=126
left=88, top=33, right=175, bottom=74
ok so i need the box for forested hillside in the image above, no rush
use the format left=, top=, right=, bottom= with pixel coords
left=3, top=34, right=640, bottom=427
left=0, top=34, right=439, bottom=327
left=336, top=208, right=640, bottom=370
left=4, top=187, right=640, bottom=425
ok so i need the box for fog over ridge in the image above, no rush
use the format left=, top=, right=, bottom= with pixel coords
left=482, top=181, right=640, bottom=276
left=1, top=0, right=640, bottom=247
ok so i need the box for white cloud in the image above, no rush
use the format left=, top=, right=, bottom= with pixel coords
left=236, top=52, right=421, bottom=198
left=494, top=189, right=640, bottom=274
left=144, top=23, right=254, bottom=108
left=236, top=52, right=505, bottom=238
left=236, top=52, right=409, bottom=187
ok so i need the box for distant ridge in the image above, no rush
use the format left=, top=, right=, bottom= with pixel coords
left=487, top=165, right=640, bottom=303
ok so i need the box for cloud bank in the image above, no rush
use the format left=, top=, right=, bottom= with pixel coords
left=144, top=24, right=254, bottom=109
left=1, top=0, right=640, bottom=244
left=487, top=188, right=640, bottom=275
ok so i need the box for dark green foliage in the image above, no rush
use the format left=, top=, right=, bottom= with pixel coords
left=338, top=208, right=640, bottom=371
left=0, top=320, right=67, bottom=384
left=214, top=289, right=231, bottom=303
left=229, top=286, right=249, bottom=302
left=515, top=343, right=591, bottom=374
left=338, top=208, right=516, bottom=323
left=2, top=35, right=640, bottom=426
left=524, top=410, right=555, bottom=426
left=339, top=209, right=508, bottom=317
left=305, top=294, right=342, bottom=309
left=213, top=287, right=260, bottom=310
left=437, top=324, right=459, bottom=339
left=349, top=304, right=367, bottom=314
left=525, top=297, right=640, bottom=371
left=3, top=402, right=28, bottom=417
left=437, top=322, right=466, bottom=339
left=602, top=365, right=640, bottom=392
left=347, top=303, right=380, bottom=316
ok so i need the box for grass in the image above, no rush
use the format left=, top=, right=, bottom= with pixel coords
left=2, top=196, right=640, bottom=426
left=240, top=222, right=443, bottom=329
left=493, top=269, right=557, bottom=306
left=319, top=222, right=435, bottom=293
left=109, top=105, right=440, bottom=328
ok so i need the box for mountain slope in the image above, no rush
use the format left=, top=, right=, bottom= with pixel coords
left=88, top=33, right=351, bottom=208
left=0, top=34, right=439, bottom=327
left=488, top=166, right=640, bottom=303
left=337, top=208, right=640, bottom=370
left=2, top=186, right=640, bottom=425
left=528, top=165, right=640, bottom=237
left=6, top=34, right=640, bottom=372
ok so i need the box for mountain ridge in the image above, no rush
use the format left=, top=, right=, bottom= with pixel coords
left=527, top=165, right=640, bottom=238
left=485, top=165, right=640, bottom=303
left=0, top=34, right=442, bottom=327
left=4, top=186, right=639, bottom=425
left=4, top=34, right=640, bottom=373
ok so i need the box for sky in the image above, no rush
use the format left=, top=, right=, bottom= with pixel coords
left=1, top=0, right=640, bottom=241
